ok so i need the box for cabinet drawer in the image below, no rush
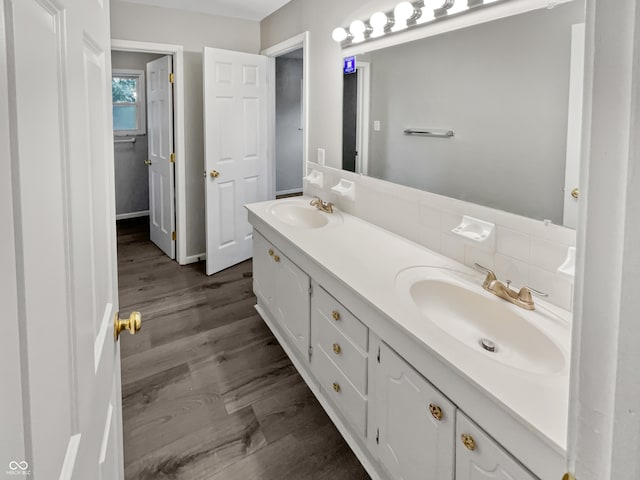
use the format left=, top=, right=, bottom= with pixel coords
left=313, top=283, right=368, bottom=351
left=312, top=311, right=367, bottom=395
left=313, top=346, right=367, bottom=437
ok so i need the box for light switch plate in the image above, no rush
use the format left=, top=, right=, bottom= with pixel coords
left=317, top=148, right=325, bottom=165
left=373, top=120, right=381, bottom=131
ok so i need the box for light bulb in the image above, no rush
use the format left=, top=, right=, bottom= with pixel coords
left=349, top=20, right=366, bottom=35
left=370, top=11, right=388, bottom=37
left=332, top=27, right=348, bottom=42
left=392, top=1, right=416, bottom=31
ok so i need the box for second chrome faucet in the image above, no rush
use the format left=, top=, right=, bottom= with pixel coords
left=474, top=263, right=547, bottom=311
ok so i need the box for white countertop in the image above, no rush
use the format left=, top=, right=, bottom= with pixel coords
left=247, top=196, right=571, bottom=459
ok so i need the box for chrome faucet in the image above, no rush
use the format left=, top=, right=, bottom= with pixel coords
left=474, top=263, right=547, bottom=311
left=310, top=196, right=334, bottom=213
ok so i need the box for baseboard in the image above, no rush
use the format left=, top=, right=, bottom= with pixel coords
left=115, top=210, right=149, bottom=220
left=275, top=188, right=303, bottom=196
left=183, top=253, right=205, bottom=265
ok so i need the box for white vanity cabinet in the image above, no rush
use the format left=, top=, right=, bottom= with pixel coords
left=371, top=341, right=456, bottom=480
left=456, top=412, right=537, bottom=480
left=253, top=231, right=310, bottom=360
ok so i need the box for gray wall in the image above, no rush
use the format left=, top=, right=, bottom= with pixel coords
left=111, top=0, right=261, bottom=256
left=111, top=51, right=164, bottom=217
left=276, top=55, right=303, bottom=193
left=366, top=3, right=583, bottom=224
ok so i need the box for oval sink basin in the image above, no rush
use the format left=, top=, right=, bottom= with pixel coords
left=268, top=201, right=342, bottom=228
left=397, top=269, right=565, bottom=375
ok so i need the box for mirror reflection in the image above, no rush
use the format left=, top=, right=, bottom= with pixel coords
left=342, top=1, right=585, bottom=226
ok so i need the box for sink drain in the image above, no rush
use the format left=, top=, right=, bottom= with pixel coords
left=480, top=338, right=496, bottom=353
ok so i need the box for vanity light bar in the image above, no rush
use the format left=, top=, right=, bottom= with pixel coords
left=332, top=0, right=501, bottom=46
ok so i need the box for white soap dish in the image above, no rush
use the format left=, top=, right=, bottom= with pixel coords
left=330, top=179, right=355, bottom=201
left=557, top=246, right=576, bottom=280
left=303, top=169, right=323, bottom=188
left=451, top=216, right=495, bottom=244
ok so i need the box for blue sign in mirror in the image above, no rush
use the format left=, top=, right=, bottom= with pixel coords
left=343, top=56, right=356, bottom=74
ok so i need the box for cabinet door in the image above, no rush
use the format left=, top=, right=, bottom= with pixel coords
left=374, top=342, right=455, bottom=480
left=456, top=412, right=538, bottom=480
left=252, top=232, right=276, bottom=315
left=274, top=251, right=310, bottom=359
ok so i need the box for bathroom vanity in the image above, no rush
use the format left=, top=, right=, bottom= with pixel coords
left=247, top=197, right=571, bottom=480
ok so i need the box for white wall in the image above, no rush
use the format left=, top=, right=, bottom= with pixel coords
left=111, top=51, right=164, bottom=217
left=111, top=0, right=261, bottom=256
left=276, top=55, right=304, bottom=194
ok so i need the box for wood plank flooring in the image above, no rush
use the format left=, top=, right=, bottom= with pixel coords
left=117, top=218, right=370, bottom=480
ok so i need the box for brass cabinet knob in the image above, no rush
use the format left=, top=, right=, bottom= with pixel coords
left=571, top=188, right=580, bottom=199
left=562, top=474, right=576, bottom=480
left=114, top=311, right=142, bottom=341
left=268, top=249, right=274, bottom=256
left=144, top=159, right=152, bottom=166
left=461, top=434, right=476, bottom=451
left=273, top=255, right=280, bottom=263
left=429, top=403, right=443, bottom=421
left=332, top=343, right=341, bottom=355
left=210, top=170, right=220, bottom=178
left=331, top=310, right=341, bottom=321
left=332, top=382, right=341, bottom=393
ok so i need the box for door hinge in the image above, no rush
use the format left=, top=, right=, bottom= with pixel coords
left=308, top=284, right=313, bottom=295
left=377, top=346, right=381, bottom=363
left=169, top=72, right=175, bottom=84
left=308, top=345, right=313, bottom=357
left=172, top=231, right=176, bottom=241
left=376, top=428, right=380, bottom=445
left=170, top=152, right=176, bottom=163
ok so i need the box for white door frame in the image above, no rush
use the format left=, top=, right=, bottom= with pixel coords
left=110, top=39, right=188, bottom=265
left=261, top=32, right=310, bottom=199
left=355, top=61, right=370, bottom=176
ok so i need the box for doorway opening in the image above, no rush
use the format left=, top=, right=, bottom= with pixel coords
left=342, top=61, right=370, bottom=175
left=111, top=40, right=187, bottom=264
left=262, top=32, right=310, bottom=199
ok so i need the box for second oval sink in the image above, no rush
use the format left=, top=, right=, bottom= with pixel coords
left=396, top=268, right=566, bottom=375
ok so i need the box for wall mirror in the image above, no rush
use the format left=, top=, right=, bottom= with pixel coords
left=341, top=0, right=585, bottom=227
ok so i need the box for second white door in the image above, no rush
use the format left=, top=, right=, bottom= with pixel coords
left=147, top=55, right=175, bottom=258
left=203, top=47, right=269, bottom=275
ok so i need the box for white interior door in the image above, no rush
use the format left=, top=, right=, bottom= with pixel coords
left=3, top=0, right=129, bottom=478
left=203, top=47, right=269, bottom=275
left=147, top=55, right=175, bottom=258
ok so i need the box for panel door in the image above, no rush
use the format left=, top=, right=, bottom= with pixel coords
left=252, top=231, right=277, bottom=315
left=274, top=252, right=311, bottom=359
left=374, top=342, right=455, bottom=480
left=456, top=412, right=538, bottom=480
left=203, top=47, right=269, bottom=275
left=4, top=0, right=126, bottom=478
left=147, top=55, right=175, bottom=258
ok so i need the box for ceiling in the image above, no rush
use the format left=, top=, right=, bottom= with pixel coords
left=119, top=0, right=292, bottom=21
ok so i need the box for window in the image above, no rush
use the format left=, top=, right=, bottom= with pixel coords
left=112, top=69, right=146, bottom=136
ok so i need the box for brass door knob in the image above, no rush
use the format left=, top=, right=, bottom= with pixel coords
left=571, top=188, right=580, bottom=199
left=331, top=310, right=341, bottom=321
left=273, top=255, right=280, bottom=263
left=114, top=311, right=142, bottom=340
left=429, top=404, right=443, bottom=421
left=332, top=382, right=341, bottom=393
left=144, top=159, right=152, bottom=166
left=209, top=170, right=220, bottom=178
left=332, top=343, right=341, bottom=355
left=461, top=434, right=476, bottom=451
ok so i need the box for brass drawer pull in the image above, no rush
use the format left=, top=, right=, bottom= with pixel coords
left=273, top=255, right=280, bottom=263
left=332, top=382, right=341, bottom=393
left=332, top=343, right=341, bottom=355
left=268, top=248, right=274, bottom=256
left=331, top=310, right=341, bottom=321
left=429, top=404, right=443, bottom=421
left=461, top=434, right=476, bottom=451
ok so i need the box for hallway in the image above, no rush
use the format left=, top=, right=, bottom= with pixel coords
left=116, top=218, right=369, bottom=479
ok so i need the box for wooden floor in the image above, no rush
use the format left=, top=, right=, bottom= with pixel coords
left=117, top=218, right=370, bottom=480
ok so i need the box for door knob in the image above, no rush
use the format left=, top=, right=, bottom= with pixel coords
left=144, top=159, right=152, bottom=166
left=571, top=188, right=579, bottom=199
left=461, top=433, right=476, bottom=451
left=429, top=404, right=443, bottom=421
left=114, top=311, right=142, bottom=340
left=210, top=170, right=220, bottom=178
